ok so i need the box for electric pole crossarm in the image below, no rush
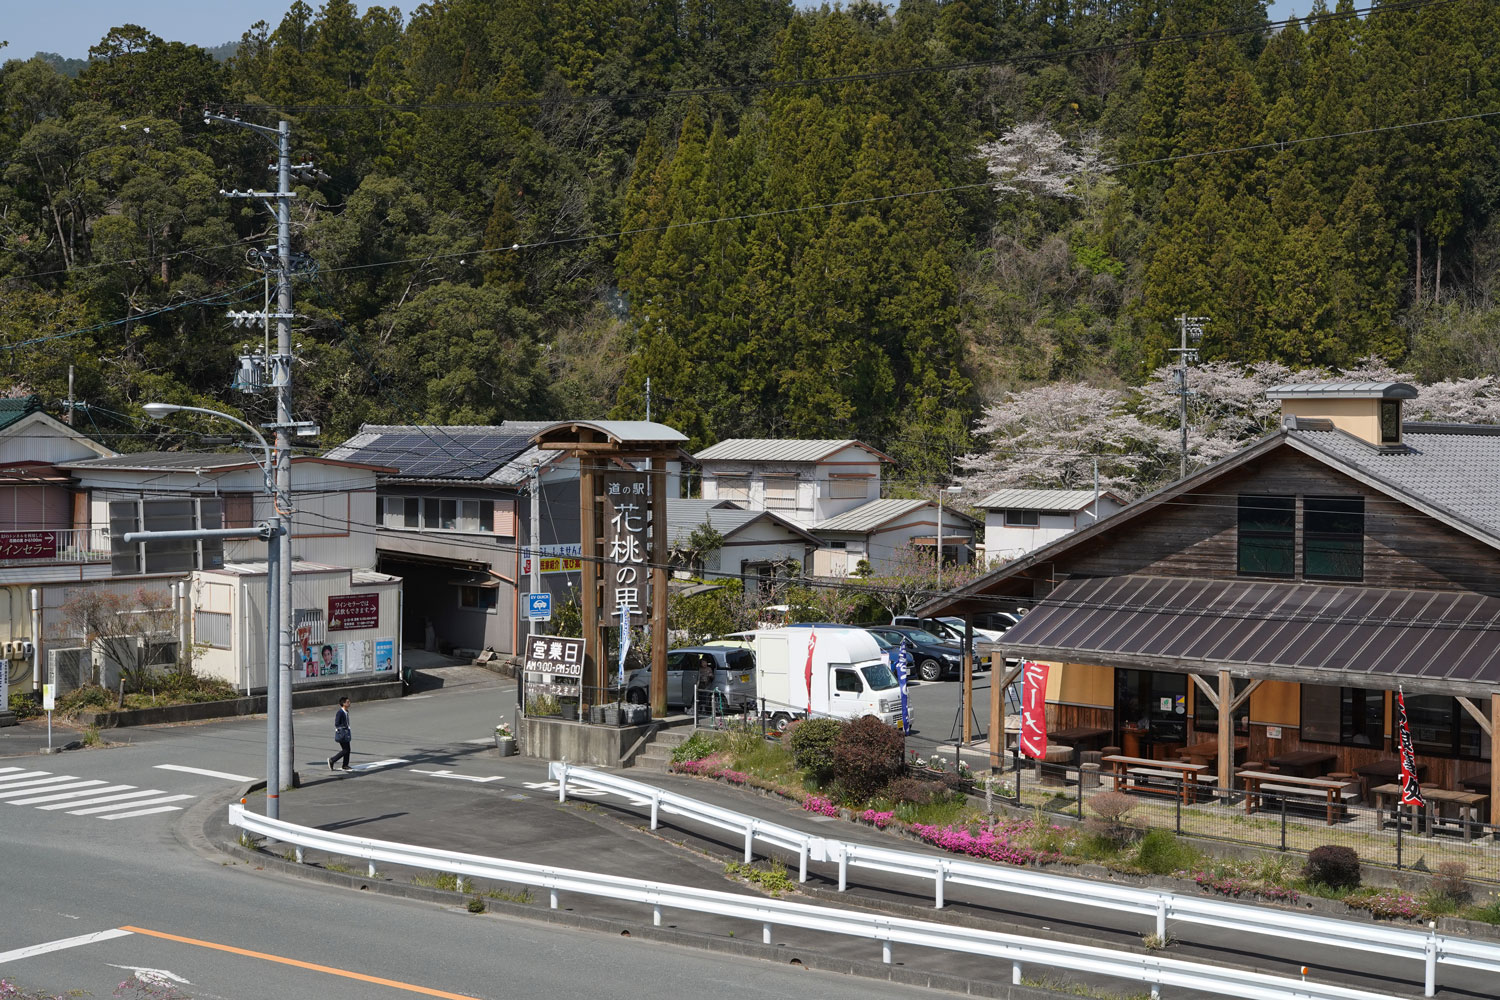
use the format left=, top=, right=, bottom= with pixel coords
left=123, top=527, right=274, bottom=542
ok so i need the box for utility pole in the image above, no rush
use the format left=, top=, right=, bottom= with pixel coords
left=65, top=366, right=74, bottom=427
left=529, top=460, right=542, bottom=640
left=1171, top=314, right=1209, bottom=480
left=205, top=111, right=325, bottom=791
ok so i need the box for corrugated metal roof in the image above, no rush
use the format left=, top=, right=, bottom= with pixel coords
left=1266, top=381, right=1418, bottom=399
left=533, top=420, right=688, bottom=446
left=666, top=498, right=818, bottom=545
left=64, top=451, right=258, bottom=471
left=0, top=395, right=42, bottom=430
left=813, top=498, right=931, bottom=533
left=353, top=569, right=401, bottom=585
left=975, top=488, right=1117, bottom=512
left=695, top=438, right=887, bottom=463
left=999, top=575, right=1500, bottom=694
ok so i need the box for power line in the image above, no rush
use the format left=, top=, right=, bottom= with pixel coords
left=0, top=281, right=265, bottom=353
left=213, top=0, right=1452, bottom=116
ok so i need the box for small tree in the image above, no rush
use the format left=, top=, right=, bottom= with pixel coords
left=852, top=543, right=983, bottom=619
left=58, top=585, right=182, bottom=691
left=672, top=521, right=724, bottom=577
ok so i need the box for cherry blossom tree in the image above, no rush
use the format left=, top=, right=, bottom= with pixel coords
left=979, top=121, right=1110, bottom=201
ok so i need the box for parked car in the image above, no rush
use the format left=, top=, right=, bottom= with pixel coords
left=892, top=615, right=1005, bottom=648
left=864, top=625, right=965, bottom=682
left=624, top=646, right=757, bottom=712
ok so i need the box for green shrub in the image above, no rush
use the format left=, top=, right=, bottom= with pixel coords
left=1083, top=791, right=1140, bottom=847
left=466, top=896, right=486, bottom=913
left=56, top=684, right=113, bottom=716
left=671, top=730, right=722, bottom=763
left=1303, top=846, right=1361, bottom=890
left=1135, top=829, right=1202, bottom=875
left=1435, top=860, right=1471, bottom=903
left=8, top=689, right=41, bottom=720
left=787, top=717, right=844, bottom=779
left=830, top=716, right=904, bottom=801
left=885, top=776, right=949, bottom=806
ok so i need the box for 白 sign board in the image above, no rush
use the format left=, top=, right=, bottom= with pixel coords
left=523, top=635, right=585, bottom=678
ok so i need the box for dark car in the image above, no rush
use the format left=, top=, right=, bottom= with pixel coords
left=864, top=625, right=965, bottom=682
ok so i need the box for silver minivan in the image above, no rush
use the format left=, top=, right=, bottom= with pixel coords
left=624, top=646, right=757, bottom=712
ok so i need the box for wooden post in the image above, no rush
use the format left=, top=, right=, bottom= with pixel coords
left=989, top=651, right=1003, bottom=770
left=1217, top=670, right=1233, bottom=791
left=649, top=456, right=669, bottom=717
left=1491, top=693, right=1499, bottom=826
left=962, top=616, right=974, bottom=745
left=579, top=461, right=599, bottom=706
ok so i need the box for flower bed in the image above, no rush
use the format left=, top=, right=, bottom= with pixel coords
left=909, top=817, right=1063, bottom=866
left=802, top=795, right=840, bottom=817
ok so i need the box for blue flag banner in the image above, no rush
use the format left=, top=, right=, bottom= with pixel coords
left=617, top=602, right=631, bottom=689
left=894, top=640, right=911, bottom=733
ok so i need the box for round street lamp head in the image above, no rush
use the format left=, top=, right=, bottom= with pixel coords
left=142, top=402, right=184, bottom=419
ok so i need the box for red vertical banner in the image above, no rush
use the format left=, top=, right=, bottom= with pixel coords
left=803, top=631, right=817, bottom=716
left=1019, top=660, right=1050, bottom=760
left=1396, top=688, right=1425, bottom=808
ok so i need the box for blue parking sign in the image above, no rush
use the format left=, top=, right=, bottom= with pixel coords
left=527, top=592, right=552, bottom=621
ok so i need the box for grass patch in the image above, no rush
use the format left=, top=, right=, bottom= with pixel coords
left=1020, top=976, right=1152, bottom=1000
left=466, top=896, right=486, bottom=913
left=81, top=725, right=102, bottom=747
left=412, top=871, right=461, bottom=891
left=724, top=860, right=796, bottom=897
left=1134, top=829, right=1205, bottom=876
left=1462, top=894, right=1500, bottom=924
left=485, top=886, right=535, bottom=904
left=894, top=796, right=973, bottom=828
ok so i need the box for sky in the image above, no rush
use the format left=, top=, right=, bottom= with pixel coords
left=5, top=1, right=1310, bottom=62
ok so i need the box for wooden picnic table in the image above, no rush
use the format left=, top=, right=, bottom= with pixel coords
left=1101, top=754, right=1206, bottom=803
left=1373, top=782, right=1490, bottom=839
left=1354, top=759, right=1427, bottom=798
left=1048, top=726, right=1110, bottom=751
left=1239, top=769, right=1355, bottom=825
left=1180, top=738, right=1248, bottom=766
left=1459, top=770, right=1491, bottom=795
left=1266, top=750, right=1337, bottom=777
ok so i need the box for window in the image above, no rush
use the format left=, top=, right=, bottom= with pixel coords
left=196, top=611, right=232, bottom=649
left=382, top=497, right=419, bottom=528
left=763, top=477, right=798, bottom=510
left=828, top=476, right=870, bottom=500
left=458, top=586, right=497, bottom=611
left=715, top=475, right=749, bottom=502
left=834, top=669, right=862, bottom=693
left=1301, top=685, right=1384, bottom=746
left=1304, top=496, right=1364, bottom=581
left=1380, top=400, right=1402, bottom=444
left=1195, top=677, right=1251, bottom=733
left=1406, top=695, right=1486, bottom=759
left=1004, top=510, right=1040, bottom=527
left=1237, top=495, right=1295, bottom=577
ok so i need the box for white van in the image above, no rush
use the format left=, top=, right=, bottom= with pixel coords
left=750, top=626, right=902, bottom=728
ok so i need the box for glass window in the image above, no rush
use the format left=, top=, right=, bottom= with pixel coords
left=1005, top=510, right=1040, bottom=527
left=423, top=498, right=439, bottom=528
left=1406, top=695, right=1485, bottom=759
left=834, top=669, right=862, bottom=693
left=763, top=477, right=798, bottom=509
left=1237, top=495, right=1295, bottom=577
left=1194, top=677, right=1251, bottom=733
left=861, top=663, right=897, bottom=691
left=1380, top=400, right=1401, bottom=444
left=716, top=476, right=749, bottom=502
left=439, top=499, right=458, bottom=530
left=459, top=500, right=482, bottom=532
left=829, top=477, right=870, bottom=499
left=196, top=611, right=232, bottom=649
left=479, top=502, right=494, bottom=532
left=1301, top=685, right=1384, bottom=746
left=458, top=586, right=497, bottom=611
left=1304, top=496, right=1363, bottom=581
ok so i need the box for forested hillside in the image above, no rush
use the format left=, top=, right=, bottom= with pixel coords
left=2, top=0, right=1498, bottom=488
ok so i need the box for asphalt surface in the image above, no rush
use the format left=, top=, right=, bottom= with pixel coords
left=2, top=663, right=1493, bottom=1000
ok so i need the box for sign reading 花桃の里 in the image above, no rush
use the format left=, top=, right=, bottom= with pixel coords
left=0, top=531, right=57, bottom=560
left=523, top=635, right=586, bottom=679
left=328, top=593, right=379, bottom=631
left=603, top=472, right=649, bottom=624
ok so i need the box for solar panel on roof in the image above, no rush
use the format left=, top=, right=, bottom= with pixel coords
left=340, top=429, right=534, bottom=478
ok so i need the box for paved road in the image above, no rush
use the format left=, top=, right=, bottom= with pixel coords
left=0, top=668, right=951, bottom=1000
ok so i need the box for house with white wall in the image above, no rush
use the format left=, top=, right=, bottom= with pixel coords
left=808, top=498, right=978, bottom=577
left=696, top=439, right=889, bottom=526
left=666, top=498, right=819, bottom=582
left=974, top=488, right=1125, bottom=566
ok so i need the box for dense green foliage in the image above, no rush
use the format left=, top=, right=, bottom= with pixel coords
left=4, top=1, right=1500, bottom=476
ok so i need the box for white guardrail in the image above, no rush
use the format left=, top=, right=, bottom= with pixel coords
left=550, top=762, right=1500, bottom=998
left=229, top=801, right=1395, bottom=1000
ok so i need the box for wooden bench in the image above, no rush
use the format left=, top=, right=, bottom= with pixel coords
left=1240, top=770, right=1357, bottom=825
left=1101, top=754, right=1206, bottom=803
left=1423, top=788, right=1491, bottom=841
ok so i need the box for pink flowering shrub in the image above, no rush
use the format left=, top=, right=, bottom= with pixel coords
left=802, top=795, right=840, bottom=817
left=859, top=808, right=896, bottom=829
left=1348, top=890, right=1422, bottom=921
left=909, top=818, right=1062, bottom=866
left=670, top=754, right=747, bottom=784
left=1180, top=869, right=1299, bottom=905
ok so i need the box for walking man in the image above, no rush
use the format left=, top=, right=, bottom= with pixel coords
left=329, top=696, right=352, bottom=771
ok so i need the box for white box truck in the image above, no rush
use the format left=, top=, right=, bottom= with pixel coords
left=751, top=626, right=904, bottom=728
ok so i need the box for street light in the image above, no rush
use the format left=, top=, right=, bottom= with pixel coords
left=145, top=401, right=284, bottom=819
left=936, top=485, right=961, bottom=592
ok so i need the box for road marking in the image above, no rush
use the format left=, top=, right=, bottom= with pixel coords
left=520, top=779, right=651, bottom=806
left=403, top=694, right=433, bottom=700
left=11, top=783, right=131, bottom=806
left=153, top=764, right=256, bottom=782
left=0, top=766, right=26, bottom=775
left=106, top=965, right=192, bottom=986
left=0, top=771, right=56, bottom=786
left=410, top=769, right=502, bottom=783
left=119, top=925, right=484, bottom=999
left=38, top=788, right=161, bottom=811
left=99, top=803, right=189, bottom=821
left=68, top=793, right=192, bottom=816
left=0, top=776, right=82, bottom=796
left=461, top=738, right=493, bottom=745
left=0, top=928, right=134, bottom=964
left=351, top=758, right=408, bottom=771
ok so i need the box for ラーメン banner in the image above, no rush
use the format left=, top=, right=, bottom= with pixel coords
left=1018, top=660, right=1050, bottom=759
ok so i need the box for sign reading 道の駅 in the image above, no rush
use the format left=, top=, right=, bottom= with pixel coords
left=523, top=635, right=586, bottom=678
left=602, top=472, right=649, bottom=625
left=0, top=531, right=58, bottom=560
left=328, top=593, right=379, bottom=631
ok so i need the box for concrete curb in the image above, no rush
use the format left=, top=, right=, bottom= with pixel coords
left=77, top=678, right=401, bottom=729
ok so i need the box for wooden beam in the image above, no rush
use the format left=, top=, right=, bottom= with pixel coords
left=579, top=463, right=599, bottom=708
left=1217, top=670, right=1233, bottom=791
left=962, top=616, right=974, bottom=746
left=1191, top=673, right=1219, bottom=709
left=1492, top=694, right=1499, bottom=826
left=649, top=457, right=669, bottom=717
left=1229, top=679, right=1263, bottom=713
left=1457, top=696, right=1492, bottom=737
left=990, top=656, right=1023, bottom=771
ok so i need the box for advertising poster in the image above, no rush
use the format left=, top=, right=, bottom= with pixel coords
left=375, top=638, right=395, bottom=674
left=328, top=593, right=379, bottom=631
left=346, top=638, right=373, bottom=674
left=310, top=641, right=344, bottom=677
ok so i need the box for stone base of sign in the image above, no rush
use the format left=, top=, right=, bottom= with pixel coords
left=521, top=716, right=654, bottom=769
left=0, top=710, right=16, bottom=728
left=76, top=677, right=401, bottom=729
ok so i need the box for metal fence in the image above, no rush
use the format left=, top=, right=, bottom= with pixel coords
left=1006, top=754, right=1500, bottom=884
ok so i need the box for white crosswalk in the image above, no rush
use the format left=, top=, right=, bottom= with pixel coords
left=0, top=765, right=194, bottom=822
